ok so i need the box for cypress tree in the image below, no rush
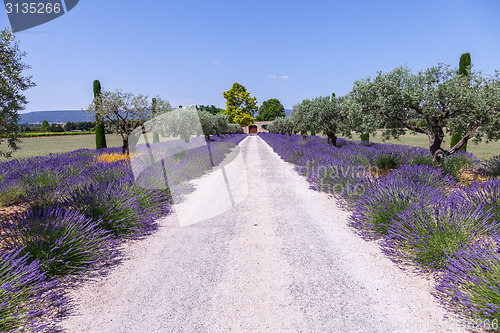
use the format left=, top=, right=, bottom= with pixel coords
left=94, top=80, right=107, bottom=149
left=450, top=53, right=471, bottom=151
left=152, top=98, right=160, bottom=143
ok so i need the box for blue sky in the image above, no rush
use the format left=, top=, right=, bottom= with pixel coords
left=1, top=0, right=499, bottom=112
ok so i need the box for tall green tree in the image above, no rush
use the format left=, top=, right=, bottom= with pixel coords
left=0, top=29, right=35, bottom=157
left=222, top=83, right=257, bottom=127
left=350, top=64, right=500, bottom=162
left=151, top=98, right=160, bottom=143
left=450, top=53, right=472, bottom=151
left=256, top=98, right=286, bottom=121
left=94, top=80, right=107, bottom=149
left=41, top=120, right=50, bottom=132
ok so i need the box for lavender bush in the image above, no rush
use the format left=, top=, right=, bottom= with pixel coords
left=436, top=237, right=500, bottom=325
left=482, top=154, right=500, bottom=178
left=383, top=200, right=493, bottom=270
left=452, top=179, right=500, bottom=233
left=1, top=207, right=117, bottom=277
left=350, top=182, right=446, bottom=238
left=65, top=182, right=157, bottom=238
left=379, top=165, right=456, bottom=189
left=441, top=150, right=478, bottom=181
left=0, top=248, right=65, bottom=332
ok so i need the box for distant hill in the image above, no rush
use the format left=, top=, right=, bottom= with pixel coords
left=20, top=109, right=293, bottom=123
left=19, top=110, right=92, bottom=124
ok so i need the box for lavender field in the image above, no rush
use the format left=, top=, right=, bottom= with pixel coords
left=0, top=134, right=246, bottom=332
left=260, top=132, right=500, bottom=330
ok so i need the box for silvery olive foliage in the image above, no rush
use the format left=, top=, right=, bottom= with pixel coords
left=0, top=28, right=35, bottom=157
left=214, top=113, right=229, bottom=136
left=87, top=90, right=151, bottom=154
left=289, top=95, right=351, bottom=146
left=155, top=105, right=200, bottom=142
left=267, top=117, right=293, bottom=135
left=150, top=96, right=172, bottom=117
left=349, top=64, right=500, bottom=161
left=147, top=106, right=237, bottom=143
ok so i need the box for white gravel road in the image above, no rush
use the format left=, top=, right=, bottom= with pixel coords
left=59, top=135, right=465, bottom=333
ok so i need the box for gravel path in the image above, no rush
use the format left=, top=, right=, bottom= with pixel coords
left=59, top=135, right=465, bottom=332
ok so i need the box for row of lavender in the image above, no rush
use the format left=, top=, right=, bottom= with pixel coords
left=0, top=134, right=246, bottom=332
left=260, top=133, right=500, bottom=328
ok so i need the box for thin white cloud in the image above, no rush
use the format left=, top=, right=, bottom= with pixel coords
left=280, top=75, right=289, bottom=79
left=268, top=74, right=277, bottom=79
left=213, top=60, right=220, bottom=64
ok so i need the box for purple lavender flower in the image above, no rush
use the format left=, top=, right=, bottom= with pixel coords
left=451, top=179, right=500, bottom=233
left=0, top=248, right=66, bottom=332
left=383, top=199, right=492, bottom=270
left=435, top=235, right=500, bottom=323
left=64, top=182, right=157, bottom=238
left=1, top=207, right=118, bottom=278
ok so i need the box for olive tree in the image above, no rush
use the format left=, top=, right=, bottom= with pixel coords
left=291, top=99, right=317, bottom=140
left=347, top=79, right=381, bottom=142
left=268, top=117, right=293, bottom=135
left=87, top=90, right=150, bottom=154
left=149, top=96, right=172, bottom=143
left=350, top=64, right=500, bottom=162
left=315, top=94, right=351, bottom=146
left=291, top=95, right=351, bottom=146
left=198, top=110, right=215, bottom=141
left=0, top=29, right=35, bottom=157
left=213, top=113, right=229, bottom=136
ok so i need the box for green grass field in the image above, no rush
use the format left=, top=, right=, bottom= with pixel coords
left=0, top=134, right=124, bottom=161
left=352, top=132, right=499, bottom=161
left=1, top=132, right=498, bottom=161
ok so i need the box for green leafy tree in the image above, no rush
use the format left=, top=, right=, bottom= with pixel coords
left=257, top=98, right=285, bottom=121
left=0, top=29, right=35, bottom=157
left=87, top=90, right=151, bottom=154
left=450, top=53, right=472, bottom=151
left=94, top=80, right=107, bottom=149
left=197, top=105, right=223, bottom=115
left=41, top=120, right=50, bottom=132
left=64, top=121, right=76, bottom=131
left=350, top=64, right=500, bottom=162
left=53, top=124, right=64, bottom=132
left=222, top=83, right=257, bottom=127
left=151, top=98, right=160, bottom=143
